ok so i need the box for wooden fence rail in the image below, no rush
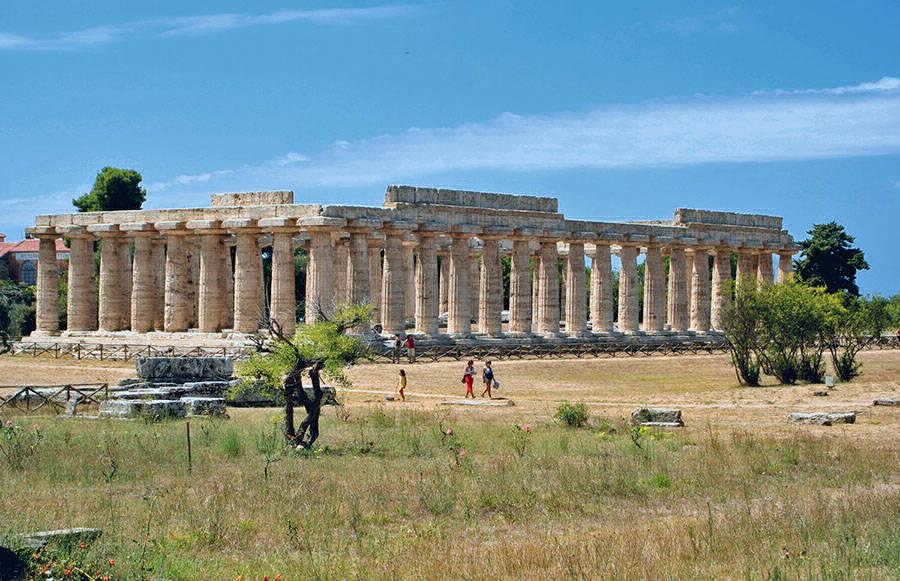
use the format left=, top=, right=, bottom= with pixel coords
left=0, top=383, right=109, bottom=413
left=7, top=335, right=899, bottom=364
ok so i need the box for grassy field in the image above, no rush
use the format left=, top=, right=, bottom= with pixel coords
left=0, top=351, right=898, bottom=579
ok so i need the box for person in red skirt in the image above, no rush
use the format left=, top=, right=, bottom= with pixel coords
left=463, top=360, right=476, bottom=398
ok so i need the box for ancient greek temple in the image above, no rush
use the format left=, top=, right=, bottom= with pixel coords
left=26, top=186, right=797, bottom=344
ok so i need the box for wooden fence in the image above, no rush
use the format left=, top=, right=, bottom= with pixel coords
left=0, top=383, right=109, bottom=413
left=8, top=335, right=897, bottom=364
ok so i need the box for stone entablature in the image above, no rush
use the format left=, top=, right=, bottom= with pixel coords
left=27, top=185, right=798, bottom=341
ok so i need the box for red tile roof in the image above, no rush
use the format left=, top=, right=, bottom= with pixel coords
left=0, top=238, right=69, bottom=258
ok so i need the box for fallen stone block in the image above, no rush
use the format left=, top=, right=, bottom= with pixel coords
left=136, top=356, right=233, bottom=381
left=632, top=408, right=684, bottom=426
left=98, top=399, right=187, bottom=420
left=18, top=527, right=102, bottom=550
left=788, top=412, right=856, bottom=426
left=116, top=387, right=187, bottom=400
left=873, top=398, right=900, bottom=406
left=181, top=397, right=227, bottom=417
left=812, top=391, right=829, bottom=397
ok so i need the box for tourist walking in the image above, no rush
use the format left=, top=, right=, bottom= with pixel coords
left=398, top=369, right=407, bottom=401
left=405, top=334, right=416, bottom=363
left=481, top=360, right=497, bottom=399
left=462, top=360, right=476, bottom=398
left=392, top=334, right=402, bottom=364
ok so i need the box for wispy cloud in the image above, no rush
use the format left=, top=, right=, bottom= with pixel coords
left=0, top=5, right=422, bottom=51
left=148, top=76, right=900, bottom=195
left=658, top=7, right=739, bottom=36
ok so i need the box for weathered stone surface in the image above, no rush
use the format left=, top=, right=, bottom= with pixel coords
left=812, top=391, right=829, bottom=397
left=98, top=399, right=187, bottom=419
left=182, top=397, right=227, bottom=416
left=873, top=398, right=899, bottom=406
left=19, top=527, right=102, bottom=550
left=136, top=357, right=233, bottom=381
left=632, top=408, right=684, bottom=426
left=211, top=191, right=294, bottom=207
left=788, top=412, right=856, bottom=425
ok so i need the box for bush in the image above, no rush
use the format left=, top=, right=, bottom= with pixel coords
left=555, top=402, right=589, bottom=428
left=0, top=420, right=43, bottom=470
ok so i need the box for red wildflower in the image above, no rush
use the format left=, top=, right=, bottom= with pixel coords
left=79, top=542, right=86, bottom=549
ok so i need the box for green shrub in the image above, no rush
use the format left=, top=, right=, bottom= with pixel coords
left=555, top=402, right=589, bottom=428
left=220, top=429, right=243, bottom=458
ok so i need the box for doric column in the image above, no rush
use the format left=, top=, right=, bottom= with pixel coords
left=259, top=218, right=298, bottom=336
left=690, top=247, right=711, bottom=332
left=157, top=222, right=191, bottom=333
left=668, top=244, right=690, bottom=332
left=33, top=232, right=60, bottom=333
left=617, top=244, right=640, bottom=332
left=334, top=235, right=350, bottom=305
left=117, top=239, right=132, bottom=330
left=367, top=236, right=383, bottom=327
left=447, top=225, right=480, bottom=336
left=63, top=228, right=96, bottom=332
left=711, top=247, right=733, bottom=330
left=345, top=219, right=379, bottom=332
left=470, top=249, right=480, bottom=322
left=301, top=217, right=345, bottom=324
left=121, top=223, right=157, bottom=334
left=757, top=251, right=774, bottom=285
left=403, top=238, right=416, bottom=323
left=219, top=219, right=260, bottom=333
left=643, top=244, right=665, bottom=332
left=735, top=248, right=756, bottom=287
left=777, top=249, right=796, bottom=283
left=184, top=238, right=199, bottom=329
left=531, top=248, right=541, bottom=327
left=478, top=234, right=507, bottom=336
left=381, top=221, right=415, bottom=335
left=151, top=238, right=166, bottom=331
left=559, top=252, right=567, bottom=324
left=537, top=234, right=562, bottom=336
left=221, top=240, right=234, bottom=330
left=564, top=235, right=591, bottom=336
left=438, top=248, right=449, bottom=315
left=185, top=220, right=226, bottom=334
left=590, top=242, right=614, bottom=333
left=508, top=234, right=534, bottom=335
left=414, top=229, right=442, bottom=336
left=90, top=226, right=125, bottom=332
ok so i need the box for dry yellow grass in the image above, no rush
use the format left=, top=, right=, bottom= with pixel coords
left=0, top=350, right=898, bottom=579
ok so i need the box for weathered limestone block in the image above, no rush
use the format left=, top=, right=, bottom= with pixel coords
left=631, top=408, right=684, bottom=426
left=788, top=412, right=856, bottom=425
left=19, top=527, right=102, bottom=550
left=98, top=399, right=187, bottom=419
left=873, top=398, right=900, bottom=406
left=136, top=356, right=233, bottom=381
left=181, top=397, right=228, bottom=416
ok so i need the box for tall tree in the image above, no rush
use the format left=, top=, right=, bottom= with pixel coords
left=794, top=222, right=869, bottom=295
left=73, top=167, right=147, bottom=212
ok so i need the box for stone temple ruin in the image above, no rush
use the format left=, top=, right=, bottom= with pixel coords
left=26, top=185, right=798, bottom=345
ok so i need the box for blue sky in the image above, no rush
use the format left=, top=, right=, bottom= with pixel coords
left=1, top=1, right=898, bottom=294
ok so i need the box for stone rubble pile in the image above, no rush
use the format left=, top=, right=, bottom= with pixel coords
left=98, top=356, right=236, bottom=419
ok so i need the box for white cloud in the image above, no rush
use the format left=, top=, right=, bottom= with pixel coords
left=0, top=5, right=422, bottom=50
left=272, top=152, right=310, bottom=166
left=754, top=76, right=900, bottom=96
left=659, top=7, right=739, bottom=36
left=144, top=77, right=900, bottom=197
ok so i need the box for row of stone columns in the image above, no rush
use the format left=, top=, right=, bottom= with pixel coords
left=32, top=222, right=795, bottom=338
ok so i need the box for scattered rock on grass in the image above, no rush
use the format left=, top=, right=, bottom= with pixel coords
left=873, top=398, right=899, bottom=406
left=18, top=527, right=102, bottom=550
left=631, top=408, right=684, bottom=427
left=788, top=412, right=856, bottom=426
